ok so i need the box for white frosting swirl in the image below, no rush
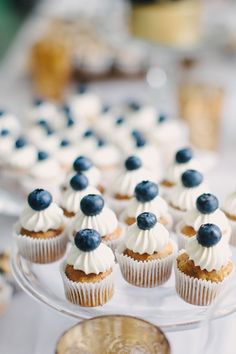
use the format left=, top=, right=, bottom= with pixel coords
left=20, top=202, right=64, bottom=232
left=72, top=207, right=118, bottom=237
left=152, top=120, right=187, bottom=146
left=113, top=168, right=154, bottom=198
left=9, top=145, right=37, bottom=170
left=67, top=242, right=115, bottom=275
left=66, top=166, right=101, bottom=188
left=29, top=157, right=62, bottom=179
left=28, top=102, right=59, bottom=126
left=185, top=236, right=231, bottom=271
left=56, top=146, right=78, bottom=169
left=128, top=106, right=156, bottom=132
left=223, top=192, right=236, bottom=217
left=164, top=158, right=200, bottom=184
left=0, top=112, right=21, bottom=136
left=124, top=222, right=170, bottom=255
left=60, top=185, right=101, bottom=214
left=126, top=196, right=168, bottom=219
left=169, top=183, right=209, bottom=211
left=184, top=208, right=229, bottom=233
left=129, top=145, right=162, bottom=176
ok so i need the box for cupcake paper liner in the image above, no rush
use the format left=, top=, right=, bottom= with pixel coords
left=174, top=252, right=233, bottom=306
left=60, top=263, right=114, bottom=307
left=116, top=241, right=176, bottom=288
left=14, top=224, right=68, bottom=264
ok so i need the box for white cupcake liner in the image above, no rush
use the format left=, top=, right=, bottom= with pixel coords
left=60, top=263, right=114, bottom=307
left=14, top=224, right=68, bottom=264
left=116, top=241, right=176, bottom=288
left=0, top=276, right=13, bottom=315
left=174, top=252, right=233, bottom=306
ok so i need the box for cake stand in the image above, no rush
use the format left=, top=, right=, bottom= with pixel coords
left=11, top=245, right=236, bottom=333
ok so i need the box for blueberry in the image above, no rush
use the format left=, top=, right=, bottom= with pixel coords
left=128, top=100, right=141, bottom=111
left=0, top=129, right=10, bottom=136
left=181, top=169, right=203, bottom=188
left=37, top=119, right=47, bottom=127
left=115, top=116, right=125, bottom=125
left=74, top=229, right=101, bottom=252
left=102, top=104, right=110, bottom=113
left=67, top=117, right=74, bottom=127
left=33, top=98, right=43, bottom=106
left=197, top=223, right=222, bottom=247
left=70, top=173, right=88, bottom=191
left=28, top=188, right=52, bottom=211
left=80, top=194, right=104, bottom=216
left=77, top=83, right=87, bottom=94
left=0, top=110, right=5, bottom=116
left=83, top=129, right=93, bottom=138
left=97, top=138, right=106, bottom=147
left=46, top=127, right=54, bottom=136
left=62, top=104, right=70, bottom=115
left=175, top=148, right=193, bottom=164
left=73, top=156, right=92, bottom=172
left=60, top=139, right=70, bottom=147
left=137, top=212, right=157, bottom=230
left=131, top=130, right=142, bottom=139
left=196, top=193, right=219, bottom=214
left=125, top=156, right=142, bottom=171
left=158, top=113, right=167, bottom=124
left=15, top=137, right=27, bottom=149
left=37, top=151, right=49, bottom=161
left=135, top=136, right=146, bottom=148
left=135, top=181, right=158, bottom=202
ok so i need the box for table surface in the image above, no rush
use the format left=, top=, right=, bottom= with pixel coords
left=1, top=5, right=236, bottom=354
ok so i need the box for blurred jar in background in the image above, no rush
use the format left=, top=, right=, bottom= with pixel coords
left=178, top=58, right=224, bottom=151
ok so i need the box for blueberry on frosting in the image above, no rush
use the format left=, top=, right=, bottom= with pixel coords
left=158, top=113, right=167, bottom=124
left=125, top=156, right=142, bottom=171
left=0, top=129, right=10, bottom=136
left=131, top=129, right=142, bottom=139
left=73, top=156, right=92, bottom=172
left=46, top=126, right=55, bottom=136
left=80, top=194, right=104, bottom=216
left=137, top=212, right=157, bottom=230
left=15, top=137, right=27, bottom=149
left=115, top=116, right=125, bottom=125
left=83, top=129, right=93, bottom=138
left=175, top=148, right=193, bottom=164
left=37, top=119, right=47, bottom=127
left=70, top=173, right=89, bottom=191
left=60, top=139, right=70, bottom=147
left=74, top=229, right=101, bottom=252
left=28, top=188, right=52, bottom=211
left=181, top=169, right=203, bottom=188
left=37, top=151, right=49, bottom=161
left=135, top=181, right=158, bottom=202
left=197, top=223, right=222, bottom=247
left=135, top=136, right=146, bottom=148
left=128, top=100, right=141, bottom=111
left=33, top=98, right=43, bottom=106
left=196, top=193, right=219, bottom=214
left=97, top=138, right=106, bottom=147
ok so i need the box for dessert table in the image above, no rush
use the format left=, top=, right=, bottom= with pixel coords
left=1, top=3, right=236, bottom=353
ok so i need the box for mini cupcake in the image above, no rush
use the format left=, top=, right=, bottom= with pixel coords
left=161, top=147, right=199, bottom=195
left=0, top=129, right=14, bottom=167
left=14, top=189, right=67, bottom=263
left=223, top=191, right=236, bottom=246
left=22, top=151, right=64, bottom=201
left=64, top=156, right=102, bottom=193
left=61, top=229, right=115, bottom=307
left=68, top=85, right=101, bottom=123
left=70, top=194, right=122, bottom=251
left=175, top=224, right=233, bottom=306
left=176, top=193, right=231, bottom=249
left=168, top=169, right=208, bottom=225
left=55, top=138, right=78, bottom=172
left=8, top=137, right=37, bottom=175
left=121, top=180, right=173, bottom=230
left=0, top=109, right=21, bottom=136
left=116, top=212, right=175, bottom=287
left=110, top=156, right=154, bottom=214
left=60, top=173, right=100, bottom=219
